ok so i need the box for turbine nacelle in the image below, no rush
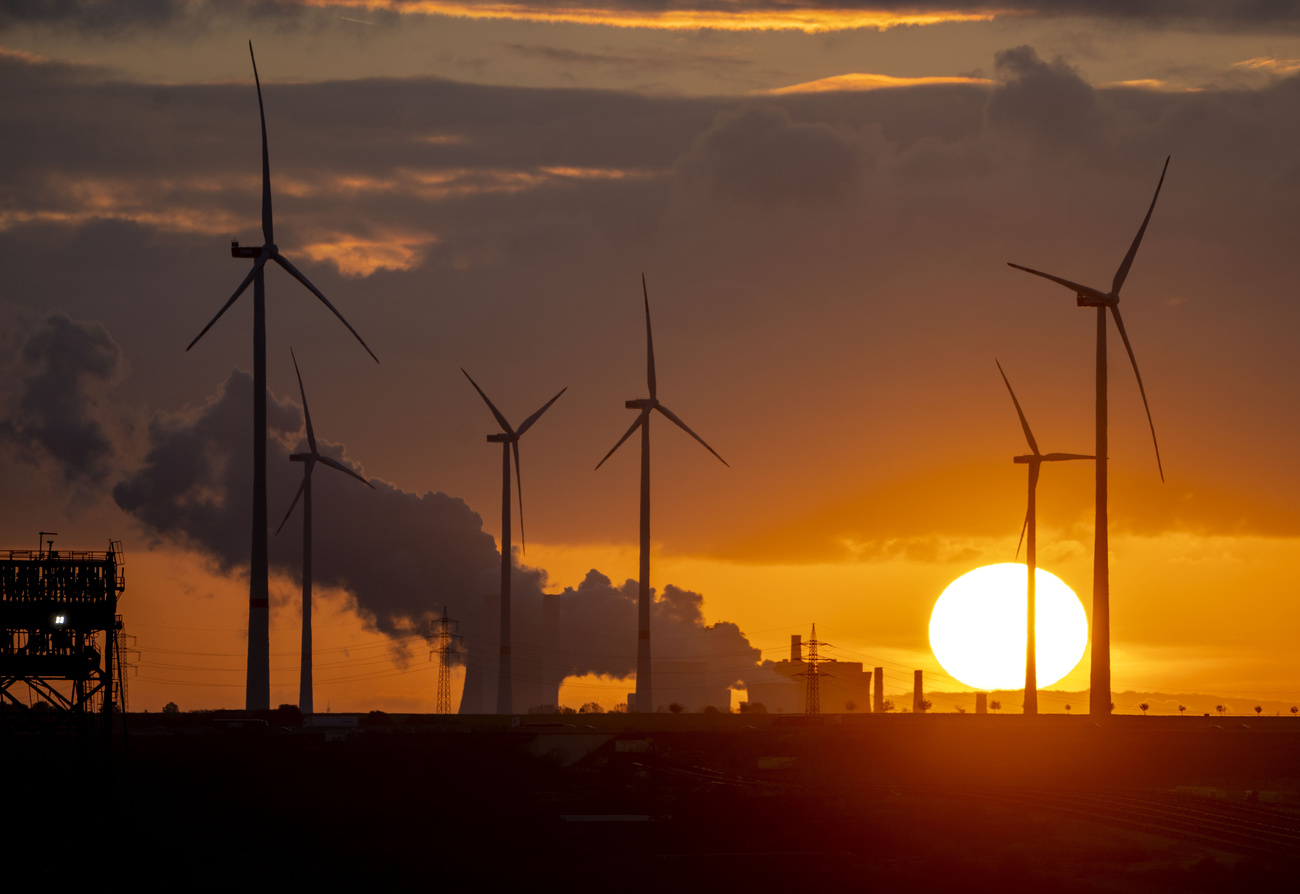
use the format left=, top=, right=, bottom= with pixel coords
left=289, top=452, right=313, bottom=462
left=625, top=398, right=656, bottom=410
left=1076, top=289, right=1115, bottom=308
left=232, top=241, right=274, bottom=259
left=486, top=432, right=512, bottom=444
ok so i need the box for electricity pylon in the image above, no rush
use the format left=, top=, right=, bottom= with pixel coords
left=427, top=608, right=461, bottom=715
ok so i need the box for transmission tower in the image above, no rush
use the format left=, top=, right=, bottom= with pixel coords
left=798, top=624, right=830, bottom=715
left=114, top=621, right=139, bottom=712
left=426, top=607, right=461, bottom=714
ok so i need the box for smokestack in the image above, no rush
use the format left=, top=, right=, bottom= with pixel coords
left=913, top=670, right=923, bottom=713
left=873, top=667, right=883, bottom=713
left=541, top=593, right=560, bottom=708
left=791, top=634, right=802, bottom=663
left=865, top=670, right=873, bottom=712
left=976, top=692, right=987, bottom=714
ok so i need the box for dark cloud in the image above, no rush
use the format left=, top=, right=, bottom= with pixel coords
left=553, top=570, right=759, bottom=683
left=0, top=0, right=307, bottom=35
left=987, top=46, right=1100, bottom=147
left=6, top=46, right=1300, bottom=560
left=0, top=312, right=124, bottom=484
left=675, top=104, right=864, bottom=206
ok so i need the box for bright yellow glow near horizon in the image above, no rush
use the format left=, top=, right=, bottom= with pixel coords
left=929, top=563, right=1087, bottom=691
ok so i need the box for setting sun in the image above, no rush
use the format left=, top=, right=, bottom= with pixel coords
left=929, top=564, right=1088, bottom=691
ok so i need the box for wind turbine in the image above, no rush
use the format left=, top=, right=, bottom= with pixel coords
left=996, top=361, right=1093, bottom=716
left=461, top=369, right=566, bottom=715
left=595, top=275, right=728, bottom=713
left=1007, top=156, right=1167, bottom=718
left=275, top=350, right=373, bottom=715
left=186, top=43, right=378, bottom=711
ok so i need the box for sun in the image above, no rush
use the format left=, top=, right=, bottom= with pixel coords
left=929, top=563, right=1088, bottom=691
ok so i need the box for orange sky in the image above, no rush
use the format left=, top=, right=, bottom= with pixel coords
left=4, top=1, right=1300, bottom=713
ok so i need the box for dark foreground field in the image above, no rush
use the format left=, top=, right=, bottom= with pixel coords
left=7, top=712, right=1300, bottom=891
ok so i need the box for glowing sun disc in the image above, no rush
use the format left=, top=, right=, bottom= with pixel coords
left=929, top=563, right=1088, bottom=691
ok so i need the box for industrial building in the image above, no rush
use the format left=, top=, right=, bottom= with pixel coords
left=0, top=538, right=126, bottom=745
left=742, top=634, right=874, bottom=714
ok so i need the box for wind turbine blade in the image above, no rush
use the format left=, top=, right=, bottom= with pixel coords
left=249, top=41, right=273, bottom=246
left=655, top=404, right=729, bottom=467
left=270, top=252, right=379, bottom=363
left=1015, top=510, right=1028, bottom=561
left=594, top=411, right=647, bottom=471
left=1042, top=452, right=1096, bottom=461
left=512, top=440, right=526, bottom=553
left=186, top=249, right=270, bottom=351
left=643, top=273, right=657, bottom=401
left=1110, top=305, right=1165, bottom=482
left=316, top=454, right=373, bottom=488
left=1007, top=263, right=1097, bottom=298
left=516, top=386, right=567, bottom=438
left=1111, top=156, right=1170, bottom=296
left=290, top=348, right=316, bottom=455
left=994, top=359, right=1040, bottom=456
left=460, top=368, right=513, bottom=436
left=275, top=472, right=309, bottom=536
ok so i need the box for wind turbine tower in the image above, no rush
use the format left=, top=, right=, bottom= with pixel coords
left=996, top=361, right=1093, bottom=715
left=462, top=370, right=565, bottom=715
left=1007, top=157, right=1167, bottom=718
left=596, top=275, right=728, bottom=713
left=186, top=44, right=378, bottom=711
left=275, top=350, right=373, bottom=715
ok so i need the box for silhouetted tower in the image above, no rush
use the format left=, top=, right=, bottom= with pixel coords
left=1008, top=157, right=1169, bottom=718
left=873, top=666, right=884, bottom=713
left=185, top=45, right=378, bottom=712
left=798, top=625, right=829, bottom=715
left=1, top=537, right=126, bottom=748
left=115, top=626, right=139, bottom=712
left=913, top=669, right=924, bottom=713
left=427, top=608, right=461, bottom=715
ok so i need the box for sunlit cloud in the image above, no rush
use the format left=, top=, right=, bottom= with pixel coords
left=0, top=207, right=247, bottom=236
left=306, top=0, right=998, bottom=33
left=1098, top=78, right=1203, bottom=93
left=539, top=165, right=654, bottom=179
left=1232, top=56, right=1300, bottom=74
left=1, top=165, right=658, bottom=245
left=300, top=231, right=438, bottom=276
left=769, top=72, right=994, bottom=94
left=415, top=133, right=471, bottom=145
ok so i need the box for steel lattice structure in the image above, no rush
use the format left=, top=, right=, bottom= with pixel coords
left=427, top=608, right=461, bottom=715
left=0, top=540, right=126, bottom=743
left=799, top=624, right=831, bottom=715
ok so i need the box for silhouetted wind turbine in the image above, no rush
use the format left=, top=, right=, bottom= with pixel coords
left=186, top=43, right=377, bottom=711
left=595, top=275, right=728, bottom=713
left=462, top=369, right=565, bottom=715
left=1007, top=156, right=1167, bottom=718
left=996, top=361, right=1093, bottom=716
left=275, top=350, right=372, bottom=715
